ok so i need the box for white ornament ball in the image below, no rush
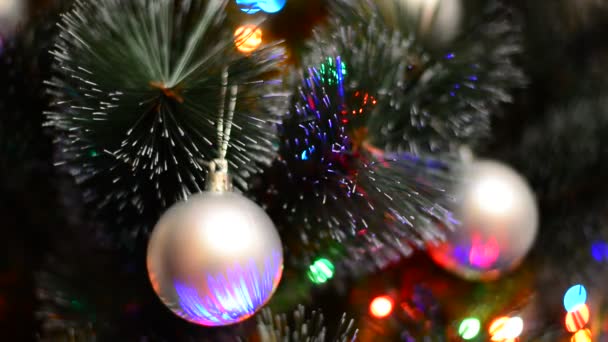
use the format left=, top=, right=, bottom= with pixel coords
left=147, top=191, right=284, bottom=326
left=378, top=0, right=463, bottom=47
left=428, top=160, right=539, bottom=281
left=0, top=0, right=26, bottom=36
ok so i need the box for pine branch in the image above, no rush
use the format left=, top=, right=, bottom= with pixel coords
left=305, top=0, right=525, bottom=154
left=46, top=0, right=288, bottom=241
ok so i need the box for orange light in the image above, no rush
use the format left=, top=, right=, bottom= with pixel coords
left=489, top=316, right=523, bottom=341
left=369, top=295, right=394, bottom=318
left=571, top=329, right=592, bottom=342
left=565, top=304, right=590, bottom=333
left=489, top=316, right=511, bottom=341
left=234, top=25, right=262, bottom=53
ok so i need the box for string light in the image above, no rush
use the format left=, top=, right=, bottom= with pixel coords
left=307, top=258, right=335, bottom=284
left=565, top=304, right=590, bottom=333
left=571, top=329, right=592, bottom=342
left=564, top=284, right=587, bottom=312
left=234, top=25, right=263, bottom=54
left=458, top=317, right=481, bottom=340
left=369, top=296, right=394, bottom=319
left=236, top=0, right=286, bottom=14
left=489, top=316, right=523, bottom=341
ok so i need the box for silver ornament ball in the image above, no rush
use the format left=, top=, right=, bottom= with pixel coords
left=147, top=191, right=284, bottom=326
left=428, top=160, right=539, bottom=281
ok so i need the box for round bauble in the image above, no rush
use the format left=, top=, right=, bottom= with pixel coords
left=377, top=0, right=463, bottom=48
left=428, top=160, right=539, bottom=281
left=147, top=191, right=284, bottom=326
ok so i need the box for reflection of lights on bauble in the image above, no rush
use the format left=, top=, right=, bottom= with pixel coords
left=147, top=191, right=283, bottom=326
left=489, top=316, right=523, bottom=341
left=571, top=329, right=592, bottom=342
left=307, top=258, right=335, bottom=284
left=234, top=25, right=263, bottom=53
left=458, top=317, right=481, bottom=340
left=428, top=160, right=539, bottom=281
left=369, top=296, right=394, bottom=318
left=564, top=284, right=587, bottom=312
left=565, top=304, right=590, bottom=333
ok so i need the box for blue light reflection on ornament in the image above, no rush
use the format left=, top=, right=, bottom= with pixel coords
left=563, top=284, right=587, bottom=313
left=173, top=251, right=282, bottom=326
left=236, top=0, right=286, bottom=14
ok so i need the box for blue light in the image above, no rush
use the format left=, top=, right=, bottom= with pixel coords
left=563, top=284, right=587, bottom=312
left=236, top=0, right=286, bottom=14
left=236, top=0, right=261, bottom=14
left=591, top=241, right=608, bottom=262
left=445, top=53, right=455, bottom=60
left=258, top=0, right=287, bottom=13
left=172, top=251, right=283, bottom=326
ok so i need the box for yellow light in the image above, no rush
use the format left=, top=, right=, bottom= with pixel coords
left=489, top=316, right=523, bottom=341
left=571, top=329, right=592, bottom=342
left=565, top=304, right=590, bottom=333
left=234, top=25, right=262, bottom=53
left=369, top=296, right=394, bottom=319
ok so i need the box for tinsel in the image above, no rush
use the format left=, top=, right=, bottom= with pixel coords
left=45, top=0, right=288, bottom=238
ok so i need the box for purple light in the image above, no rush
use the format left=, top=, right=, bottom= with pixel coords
left=172, top=251, right=282, bottom=326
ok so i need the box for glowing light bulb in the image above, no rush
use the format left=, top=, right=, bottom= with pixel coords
left=571, top=329, right=592, bottom=342
left=564, top=284, right=587, bottom=312
left=307, top=258, right=335, bottom=284
left=369, top=296, right=393, bottom=319
left=565, top=304, right=590, bottom=333
left=234, top=25, right=262, bottom=54
left=490, top=316, right=523, bottom=341
left=458, top=317, right=481, bottom=340
left=236, top=0, right=286, bottom=14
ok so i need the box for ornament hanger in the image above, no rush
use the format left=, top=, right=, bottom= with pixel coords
left=202, top=67, right=239, bottom=193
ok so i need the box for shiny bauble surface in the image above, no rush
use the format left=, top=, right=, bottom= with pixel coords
left=147, top=191, right=283, bottom=326
left=428, top=160, right=539, bottom=281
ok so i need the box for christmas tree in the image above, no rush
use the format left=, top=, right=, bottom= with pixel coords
left=3, top=0, right=608, bottom=340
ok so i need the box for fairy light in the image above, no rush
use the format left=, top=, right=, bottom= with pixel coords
left=307, top=258, right=335, bottom=284
left=489, top=316, right=523, bottom=341
left=565, top=304, right=590, bottom=333
left=369, top=296, right=394, bottom=319
left=571, top=329, right=592, bottom=342
left=458, top=317, right=481, bottom=340
left=564, top=284, right=587, bottom=312
left=234, top=25, right=262, bottom=53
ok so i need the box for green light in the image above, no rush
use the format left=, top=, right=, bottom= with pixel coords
left=89, top=149, right=99, bottom=157
left=459, top=317, right=481, bottom=340
left=307, top=258, right=335, bottom=284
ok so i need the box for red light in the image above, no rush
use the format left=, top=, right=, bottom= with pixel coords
left=565, top=304, right=590, bottom=333
left=370, top=296, right=394, bottom=318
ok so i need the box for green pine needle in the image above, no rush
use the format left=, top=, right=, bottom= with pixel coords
left=46, top=0, right=288, bottom=236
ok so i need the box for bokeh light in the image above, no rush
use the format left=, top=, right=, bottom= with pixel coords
left=564, top=284, right=587, bottom=312
left=565, top=304, right=590, bottom=333
left=571, top=328, right=592, bottom=342
left=236, top=0, right=286, bottom=14
left=234, top=25, right=263, bottom=54
left=369, top=296, right=394, bottom=319
left=307, top=258, right=335, bottom=284
left=458, top=317, right=481, bottom=340
left=591, top=241, right=608, bottom=262
left=489, top=316, right=523, bottom=341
